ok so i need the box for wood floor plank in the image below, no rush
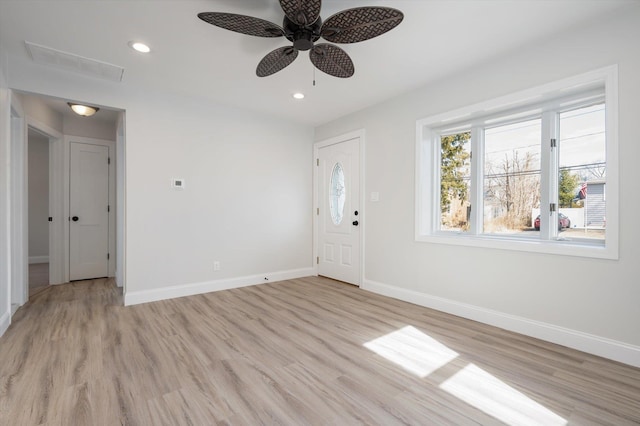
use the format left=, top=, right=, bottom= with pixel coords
left=1, top=276, right=639, bottom=425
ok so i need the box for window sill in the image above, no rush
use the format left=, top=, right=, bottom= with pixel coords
left=416, top=232, right=616, bottom=260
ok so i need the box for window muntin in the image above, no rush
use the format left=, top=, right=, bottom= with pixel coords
left=416, top=66, right=617, bottom=259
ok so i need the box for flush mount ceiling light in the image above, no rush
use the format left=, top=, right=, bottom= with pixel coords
left=293, top=92, right=305, bottom=99
left=67, top=103, right=99, bottom=117
left=128, top=41, right=151, bottom=53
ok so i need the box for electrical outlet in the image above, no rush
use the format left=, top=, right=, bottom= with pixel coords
left=213, top=261, right=220, bottom=271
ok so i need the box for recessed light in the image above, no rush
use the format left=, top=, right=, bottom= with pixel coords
left=293, top=93, right=305, bottom=100
left=129, top=41, right=151, bottom=53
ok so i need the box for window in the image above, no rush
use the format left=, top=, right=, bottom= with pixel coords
left=440, top=132, right=470, bottom=232
left=483, top=119, right=541, bottom=237
left=330, top=162, right=345, bottom=225
left=416, top=66, right=618, bottom=259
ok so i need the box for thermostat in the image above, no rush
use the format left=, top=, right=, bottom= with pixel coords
left=172, top=178, right=185, bottom=189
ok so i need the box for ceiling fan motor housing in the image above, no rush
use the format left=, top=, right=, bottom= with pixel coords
left=283, top=16, right=322, bottom=51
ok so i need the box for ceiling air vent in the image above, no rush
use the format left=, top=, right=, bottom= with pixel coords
left=25, top=41, right=124, bottom=82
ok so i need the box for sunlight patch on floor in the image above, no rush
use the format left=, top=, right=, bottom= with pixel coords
left=363, top=325, right=459, bottom=378
left=440, top=363, right=567, bottom=425
left=365, top=326, right=567, bottom=425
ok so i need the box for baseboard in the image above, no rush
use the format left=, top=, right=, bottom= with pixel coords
left=362, top=278, right=640, bottom=368
left=0, top=309, right=11, bottom=337
left=29, top=256, right=49, bottom=264
left=124, top=267, right=315, bottom=306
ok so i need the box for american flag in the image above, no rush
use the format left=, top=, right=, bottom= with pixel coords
left=578, top=182, right=587, bottom=200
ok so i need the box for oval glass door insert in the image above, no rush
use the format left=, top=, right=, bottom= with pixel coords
left=330, top=162, right=346, bottom=225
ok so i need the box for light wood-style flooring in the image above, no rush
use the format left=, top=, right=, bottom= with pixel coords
left=1, top=276, right=639, bottom=425
left=28, top=262, right=49, bottom=297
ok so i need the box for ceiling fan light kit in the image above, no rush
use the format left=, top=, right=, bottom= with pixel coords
left=198, top=0, right=403, bottom=78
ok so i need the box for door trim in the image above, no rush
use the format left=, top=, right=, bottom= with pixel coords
left=313, top=129, right=365, bottom=286
left=9, top=93, right=27, bottom=310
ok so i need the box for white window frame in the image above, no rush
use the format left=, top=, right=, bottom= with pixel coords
left=416, top=65, right=618, bottom=259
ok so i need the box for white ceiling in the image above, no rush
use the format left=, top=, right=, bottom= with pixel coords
left=0, top=0, right=636, bottom=126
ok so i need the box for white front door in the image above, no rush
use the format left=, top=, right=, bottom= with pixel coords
left=69, top=142, right=109, bottom=281
left=317, top=136, right=360, bottom=285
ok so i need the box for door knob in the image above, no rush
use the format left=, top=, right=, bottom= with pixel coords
left=352, top=220, right=359, bottom=226
left=72, top=216, right=79, bottom=222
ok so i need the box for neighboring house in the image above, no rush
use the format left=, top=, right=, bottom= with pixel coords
left=581, top=181, right=606, bottom=228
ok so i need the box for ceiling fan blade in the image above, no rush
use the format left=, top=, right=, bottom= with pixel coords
left=309, top=44, right=354, bottom=78
left=279, top=0, right=322, bottom=26
left=198, top=12, right=284, bottom=38
left=256, top=46, right=299, bottom=77
left=321, top=7, right=404, bottom=44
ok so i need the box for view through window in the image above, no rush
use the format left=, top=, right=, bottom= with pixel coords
left=437, top=107, right=605, bottom=242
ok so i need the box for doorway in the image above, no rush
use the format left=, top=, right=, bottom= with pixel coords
left=27, top=127, right=51, bottom=295
left=4, top=91, right=125, bottom=333
left=20, top=95, right=120, bottom=289
left=314, top=130, right=363, bottom=286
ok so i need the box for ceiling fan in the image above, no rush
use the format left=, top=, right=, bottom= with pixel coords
left=198, top=1, right=404, bottom=78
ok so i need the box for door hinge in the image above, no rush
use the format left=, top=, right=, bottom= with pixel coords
left=48, top=217, right=52, bottom=222
left=316, top=158, right=319, bottom=166
left=550, top=203, right=556, bottom=212
left=470, top=151, right=472, bottom=160
left=317, top=207, right=319, bottom=215
left=316, top=256, right=319, bottom=265
left=108, top=157, right=111, bottom=165
left=550, top=138, right=557, bottom=148
left=107, top=253, right=110, bottom=260
left=107, top=205, right=110, bottom=212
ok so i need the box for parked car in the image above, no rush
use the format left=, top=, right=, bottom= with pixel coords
left=534, top=213, right=571, bottom=230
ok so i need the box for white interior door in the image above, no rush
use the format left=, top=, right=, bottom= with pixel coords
left=69, top=142, right=109, bottom=281
left=317, top=137, right=360, bottom=285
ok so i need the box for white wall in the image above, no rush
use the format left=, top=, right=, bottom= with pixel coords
left=19, top=94, right=62, bottom=133
left=124, top=94, right=313, bottom=298
left=27, top=129, right=49, bottom=261
left=0, top=44, right=11, bottom=334
left=64, top=114, right=115, bottom=140
left=4, top=54, right=314, bottom=305
left=315, top=5, right=640, bottom=364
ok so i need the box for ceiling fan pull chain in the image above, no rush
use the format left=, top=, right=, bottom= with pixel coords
left=313, top=65, right=316, bottom=86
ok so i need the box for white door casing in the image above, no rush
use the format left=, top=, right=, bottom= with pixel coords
left=9, top=98, right=28, bottom=309
left=69, top=142, right=109, bottom=281
left=316, top=135, right=361, bottom=285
